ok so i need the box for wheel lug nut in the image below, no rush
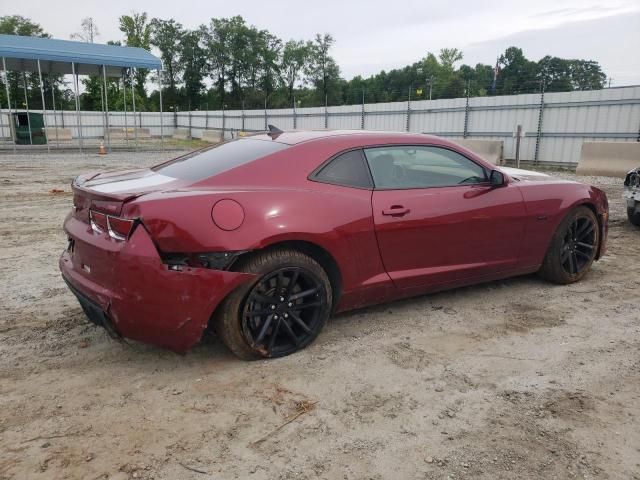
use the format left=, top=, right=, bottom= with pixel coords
left=287, top=302, right=293, bottom=307
left=270, top=305, right=276, bottom=310
left=283, top=313, right=288, bottom=318
left=279, top=296, right=285, bottom=302
left=273, top=315, right=278, bottom=319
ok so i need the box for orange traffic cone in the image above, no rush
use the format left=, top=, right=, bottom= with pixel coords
left=99, top=142, right=106, bottom=155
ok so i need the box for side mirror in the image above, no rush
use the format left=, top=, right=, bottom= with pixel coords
left=489, top=169, right=506, bottom=187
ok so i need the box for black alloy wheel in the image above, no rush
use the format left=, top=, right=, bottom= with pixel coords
left=538, top=206, right=600, bottom=284
left=215, top=248, right=332, bottom=360
left=560, top=215, right=597, bottom=275
left=242, top=267, right=326, bottom=357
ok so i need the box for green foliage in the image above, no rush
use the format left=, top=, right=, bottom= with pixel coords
left=180, top=29, right=207, bottom=109
left=0, top=15, right=48, bottom=36
left=119, top=12, right=152, bottom=104
left=305, top=34, right=341, bottom=105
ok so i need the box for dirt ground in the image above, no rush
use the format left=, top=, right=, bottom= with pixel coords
left=1, top=152, right=638, bottom=480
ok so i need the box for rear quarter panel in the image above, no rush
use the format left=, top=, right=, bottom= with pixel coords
left=123, top=184, right=391, bottom=311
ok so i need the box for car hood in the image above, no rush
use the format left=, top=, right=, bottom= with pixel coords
left=497, top=166, right=570, bottom=184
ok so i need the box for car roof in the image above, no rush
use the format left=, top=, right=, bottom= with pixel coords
left=246, top=129, right=445, bottom=146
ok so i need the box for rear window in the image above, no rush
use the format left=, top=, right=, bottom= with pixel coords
left=153, top=138, right=289, bottom=181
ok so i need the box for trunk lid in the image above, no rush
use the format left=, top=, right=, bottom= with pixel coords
left=72, top=168, right=182, bottom=220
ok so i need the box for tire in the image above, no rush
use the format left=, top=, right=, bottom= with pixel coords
left=628, top=206, right=640, bottom=226
left=214, top=248, right=332, bottom=360
left=538, top=206, right=600, bottom=284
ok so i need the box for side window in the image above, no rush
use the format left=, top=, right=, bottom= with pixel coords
left=363, top=146, right=487, bottom=189
left=313, top=150, right=373, bottom=188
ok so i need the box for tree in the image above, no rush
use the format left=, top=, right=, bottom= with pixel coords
left=438, top=48, right=463, bottom=71
left=0, top=15, right=48, bottom=36
left=180, top=29, right=207, bottom=109
left=71, top=17, right=99, bottom=43
left=256, top=30, right=281, bottom=106
left=280, top=40, right=310, bottom=103
left=306, top=34, right=341, bottom=105
left=498, top=47, right=539, bottom=94
left=150, top=18, right=184, bottom=107
left=119, top=12, right=152, bottom=102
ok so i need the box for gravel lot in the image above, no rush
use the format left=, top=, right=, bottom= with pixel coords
left=1, top=152, right=638, bottom=480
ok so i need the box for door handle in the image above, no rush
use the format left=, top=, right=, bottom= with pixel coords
left=382, top=206, right=410, bottom=216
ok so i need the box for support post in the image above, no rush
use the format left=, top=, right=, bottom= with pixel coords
left=100, top=68, right=106, bottom=138
left=122, top=72, right=129, bottom=146
left=49, top=72, right=60, bottom=148
left=324, top=94, right=328, bottom=129
left=534, top=81, right=545, bottom=164
left=361, top=89, right=365, bottom=129
left=292, top=96, right=297, bottom=130
left=515, top=124, right=522, bottom=169
left=463, top=80, right=470, bottom=139
left=71, top=62, right=83, bottom=153
left=241, top=100, right=245, bottom=132
left=36, top=60, right=50, bottom=153
left=158, top=69, right=164, bottom=152
left=264, top=98, right=267, bottom=131
left=406, top=87, right=411, bottom=132
left=2, top=57, right=16, bottom=153
left=130, top=68, right=138, bottom=150
left=222, top=105, right=226, bottom=138
left=102, top=65, right=111, bottom=151
left=188, top=109, right=192, bottom=139
left=22, top=72, right=33, bottom=145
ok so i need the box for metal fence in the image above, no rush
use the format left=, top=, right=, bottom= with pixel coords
left=2, top=85, right=639, bottom=164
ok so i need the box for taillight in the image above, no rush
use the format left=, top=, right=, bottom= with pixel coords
left=107, top=216, right=135, bottom=241
left=89, top=210, right=108, bottom=233
left=89, top=209, right=135, bottom=241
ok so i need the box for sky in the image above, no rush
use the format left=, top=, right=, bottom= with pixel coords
left=10, top=0, right=640, bottom=85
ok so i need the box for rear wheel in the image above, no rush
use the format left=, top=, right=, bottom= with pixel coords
left=628, top=205, right=640, bottom=226
left=538, top=206, right=600, bottom=284
left=215, top=248, right=332, bottom=360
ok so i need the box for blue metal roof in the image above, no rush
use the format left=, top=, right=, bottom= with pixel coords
left=0, top=34, right=162, bottom=76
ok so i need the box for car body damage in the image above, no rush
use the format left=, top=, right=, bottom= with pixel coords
left=60, top=130, right=609, bottom=356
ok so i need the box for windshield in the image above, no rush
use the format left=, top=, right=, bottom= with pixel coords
left=153, top=138, right=289, bottom=181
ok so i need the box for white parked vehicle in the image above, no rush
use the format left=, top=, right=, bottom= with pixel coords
left=624, top=167, right=640, bottom=226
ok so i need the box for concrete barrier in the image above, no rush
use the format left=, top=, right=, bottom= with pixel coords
left=172, top=128, right=189, bottom=140
left=451, top=139, right=504, bottom=165
left=202, top=130, right=223, bottom=143
left=45, top=127, right=72, bottom=141
left=108, top=127, right=151, bottom=139
left=576, top=142, right=640, bottom=178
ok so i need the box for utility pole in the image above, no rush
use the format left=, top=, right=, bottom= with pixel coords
left=429, top=76, right=433, bottom=100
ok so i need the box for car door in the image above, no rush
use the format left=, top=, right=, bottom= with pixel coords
left=365, top=145, right=527, bottom=291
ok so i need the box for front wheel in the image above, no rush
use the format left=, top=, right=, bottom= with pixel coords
left=215, top=248, right=332, bottom=360
left=538, top=206, right=600, bottom=284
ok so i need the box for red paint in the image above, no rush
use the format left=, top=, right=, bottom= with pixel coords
left=211, top=199, right=245, bottom=231
left=60, top=130, right=609, bottom=353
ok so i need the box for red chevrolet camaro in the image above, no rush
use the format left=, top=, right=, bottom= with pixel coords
left=60, top=129, right=609, bottom=359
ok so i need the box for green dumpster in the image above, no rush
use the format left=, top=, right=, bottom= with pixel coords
left=12, top=112, right=47, bottom=145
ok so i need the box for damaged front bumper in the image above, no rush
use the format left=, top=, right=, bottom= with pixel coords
left=59, top=217, right=255, bottom=353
